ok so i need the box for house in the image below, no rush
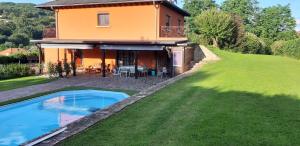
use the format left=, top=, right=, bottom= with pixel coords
left=32, top=0, right=201, bottom=78
left=0, top=48, right=26, bottom=56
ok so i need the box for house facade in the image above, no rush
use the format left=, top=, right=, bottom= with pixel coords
left=33, top=0, right=200, bottom=77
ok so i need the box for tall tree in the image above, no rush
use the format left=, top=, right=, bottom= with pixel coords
left=183, top=0, right=217, bottom=34
left=255, top=5, right=296, bottom=41
left=194, top=9, right=237, bottom=48
left=221, top=0, right=259, bottom=32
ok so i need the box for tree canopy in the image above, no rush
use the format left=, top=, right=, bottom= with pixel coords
left=255, top=5, right=297, bottom=41
left=194, top=9, right=237, bottom=48
left=183, top=0, right=217, bottom=34
left=221, top=0, right=259, bottom=32
left=0, top=2, right=54, bottom=50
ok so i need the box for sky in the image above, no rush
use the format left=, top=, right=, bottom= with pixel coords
left=0, top=0, right=299, bottom=30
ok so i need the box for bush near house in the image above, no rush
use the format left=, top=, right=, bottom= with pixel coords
left=0, top=64, right=35, bottom=80
left=271, top=39, right=300, bottom=59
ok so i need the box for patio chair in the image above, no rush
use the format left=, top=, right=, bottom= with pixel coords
left=141, top=66, right=148, bottom=77
left=112, top=68, right=121, bottom=77
left=129, top=67, right=136, bottom=77
left=119, top=67, right=129, bottom=77
left=157, top=67, right=168, bottom=78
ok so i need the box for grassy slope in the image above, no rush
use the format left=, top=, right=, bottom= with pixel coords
left=61, top=49, right=300, bottom=146
left=0, top=76, right=54, bottom=91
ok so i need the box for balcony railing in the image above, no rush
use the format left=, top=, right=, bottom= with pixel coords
left=43, top=27, right=56, bottom=38
left=160, top=26, right=186, bottom=38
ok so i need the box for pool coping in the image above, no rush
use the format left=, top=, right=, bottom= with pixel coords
left=21, top=60, right=210, bottom=146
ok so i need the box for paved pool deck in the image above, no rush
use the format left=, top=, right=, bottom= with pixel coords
left=0, top=74, right=168, bottom=103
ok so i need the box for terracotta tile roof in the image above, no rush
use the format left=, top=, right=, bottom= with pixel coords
left=36, top=0, right=190, bottom=16
left=0, top=48, right=26, bottom=56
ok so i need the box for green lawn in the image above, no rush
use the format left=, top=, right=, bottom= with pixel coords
left=61, top=48, right=300, bottom=146
left=0, top=76, right=54, bottom=91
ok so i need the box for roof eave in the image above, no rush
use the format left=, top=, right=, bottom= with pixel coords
left=36, top=0, right=190, bottom=16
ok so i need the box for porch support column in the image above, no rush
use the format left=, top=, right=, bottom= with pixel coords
left=170, top=50, right=174, bottom=77
left=155, top=51, right=158, bottom=75
left=102, top=49, right=106, bottom=77
left=37, top=44, right=43, bottom=74
left=64, top=49, right=67, bottom=63
left=71, top=49, right=77, bottom=76
left=57, top=48, right=60, bottom=62
left=134, top=51, right=138, bottom=79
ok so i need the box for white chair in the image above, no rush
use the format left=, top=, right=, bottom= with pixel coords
left=157, top=67, right=168, bottom=78
left=129, top=67, right=136, bottom=77
left=112, top=68, right=121, bottom=77
left=119, top=67, right=129, bottom=77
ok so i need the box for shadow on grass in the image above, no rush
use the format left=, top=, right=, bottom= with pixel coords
left=60, top=71, right=300, bottom=146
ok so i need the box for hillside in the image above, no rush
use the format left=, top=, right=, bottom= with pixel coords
left=61, top=49, right=300, bottom=145
left=0, top=2, right=54, bottom=50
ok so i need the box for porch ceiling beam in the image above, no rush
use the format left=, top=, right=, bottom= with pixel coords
left=41, top=44, right=94, bottom=49
left=100, top=45, right=164, bottom=51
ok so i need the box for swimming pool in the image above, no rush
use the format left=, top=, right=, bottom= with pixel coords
left=0, top=90, right=129, bottom=146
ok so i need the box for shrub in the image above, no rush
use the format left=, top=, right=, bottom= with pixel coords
left=64, top=62, right=71, bottom=77
left=271, top=39, right=300, bottom=59
left=55, top=62, right=63, bottom=78
left=0, top=64, right=33, bottom=80
left=47, top=62, right=56, bottom=78
left=236, top=33, right=269, bottom=54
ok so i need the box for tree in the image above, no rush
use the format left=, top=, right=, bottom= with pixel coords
left=0, top=21, right=16, bottom=36
left=183, top=0, right=217, bottom=35
left=194, top=9, right=237, bottom=48
left=0, top=35, right=6, bottom=44
left=255, top=5, right=296, bottom=41
left=8, top=33, right=30, bottom=47
left=221, top=0, right=259, bottom=32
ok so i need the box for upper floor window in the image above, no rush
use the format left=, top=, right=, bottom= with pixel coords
left=178, top=19, right=181, bottom=27
left=166, top=15, right=171, bottom=28
left=97, top=13, right=109, bottom=26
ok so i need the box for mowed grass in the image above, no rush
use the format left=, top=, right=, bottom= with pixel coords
left=0, top=76, right=53, bottom=91
left=61, top=48, right=300, bottom=146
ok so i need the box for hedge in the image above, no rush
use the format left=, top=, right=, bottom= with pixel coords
left=271, top=39, right=300, bottom=59
left=0, top=52, right=38, bottom=64
left=0, top=64, right=35, bottom=80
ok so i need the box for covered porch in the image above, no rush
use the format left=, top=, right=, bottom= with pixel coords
left=32, top=39, right=189, bottom=79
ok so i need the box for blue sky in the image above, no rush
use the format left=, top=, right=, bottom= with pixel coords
left=1, top=0, right=299, bottom=30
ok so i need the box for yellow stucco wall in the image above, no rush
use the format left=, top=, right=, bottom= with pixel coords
left=57, top=4, right=158, bottom=40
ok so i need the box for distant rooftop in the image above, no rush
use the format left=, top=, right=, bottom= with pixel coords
left=36, top=0, right=190, bottom=16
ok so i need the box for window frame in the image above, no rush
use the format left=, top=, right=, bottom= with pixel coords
left=97, top=13, right=110, bottom=27
left=166, top=15, right=171, bottom=30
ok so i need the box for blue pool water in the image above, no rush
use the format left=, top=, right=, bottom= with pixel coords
left=0, top=90, right=129, bottom=146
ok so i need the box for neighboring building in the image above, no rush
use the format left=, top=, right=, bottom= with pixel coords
left=32, top=0, right=200, bottom=77
left=0, top=48, right=26, bottom=56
